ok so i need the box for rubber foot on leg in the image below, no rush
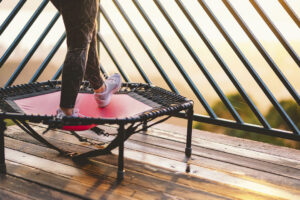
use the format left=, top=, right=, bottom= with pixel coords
left=185, top=147, right=192, bottom=158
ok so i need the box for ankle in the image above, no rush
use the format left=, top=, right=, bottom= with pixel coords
left=94, top=84, right=106, bottom=93
left=60, top=107, right=73, bottom=116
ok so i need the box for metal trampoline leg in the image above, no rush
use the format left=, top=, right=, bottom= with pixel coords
left=117, top=123, right=125, bottom=181
left=185, top=108, right=193, bottom=158
left=0, top=119, right=7, bottom=174
left=142, top=120, right=148, bottom=132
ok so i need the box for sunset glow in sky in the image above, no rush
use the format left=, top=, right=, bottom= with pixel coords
left=1, top=0, right=299, bottom=47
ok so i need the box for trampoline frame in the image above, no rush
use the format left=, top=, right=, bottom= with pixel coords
left=0, top=81, right=193, bottom=180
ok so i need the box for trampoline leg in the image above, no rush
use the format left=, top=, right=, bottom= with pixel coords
left=185, top=108, right=193, bottom=158
left=142, top=120, right=148, bottom=132
left=0, top=119, right=7, bottom=174
left=117, top=123, right=125, bottom=181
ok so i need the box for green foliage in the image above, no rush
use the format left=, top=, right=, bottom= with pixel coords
left=213, top=93, right=260, bottom=125
left=4, top=119, right=15, bottom=126
left=265, top=99, right=300, bottom=130
left=194, top=93, right=300, bottom=149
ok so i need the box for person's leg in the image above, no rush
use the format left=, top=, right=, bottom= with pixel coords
left=51, top=0, right=121, bottom=114
left=85, top=17, right=122, bottom=107
left=50, top=0, right=60, bottom=11
left=84, top=23, right=104, bottom=92
left=57, top=0, right=99, bottom=115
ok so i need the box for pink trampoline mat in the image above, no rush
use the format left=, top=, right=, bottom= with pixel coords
left=14, top=91, right=152, bottom=119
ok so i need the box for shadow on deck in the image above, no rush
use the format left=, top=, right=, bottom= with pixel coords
left=1, top=123, right=300, bottom=200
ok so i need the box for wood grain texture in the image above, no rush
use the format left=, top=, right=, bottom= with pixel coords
left=2, top=124, right=300, bottom=200
left=0, top=174, right=84, bottom=200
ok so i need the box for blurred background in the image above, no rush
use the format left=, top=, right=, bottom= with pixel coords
left=0, top=0, right=299, bottom=148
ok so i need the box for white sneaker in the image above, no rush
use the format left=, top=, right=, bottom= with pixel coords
left=56, top=108, right=85, bottom=118
left=94, top=73, right=122, bottom=107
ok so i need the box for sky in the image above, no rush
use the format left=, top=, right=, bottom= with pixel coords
left=1, top=0, right=299, bottom=46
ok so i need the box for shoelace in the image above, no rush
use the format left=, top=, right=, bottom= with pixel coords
left=106, top=78, right=117, bottom=85
left=107, top=74, right=120, bottom=84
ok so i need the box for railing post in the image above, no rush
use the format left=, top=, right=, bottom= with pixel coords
left=0, top=119, right=7, bottom=174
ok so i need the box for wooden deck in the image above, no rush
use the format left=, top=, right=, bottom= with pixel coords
left=1, top=122, right=300, bottom=200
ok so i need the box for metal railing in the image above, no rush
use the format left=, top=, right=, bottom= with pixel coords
left=0, top=0, right=299, bottom=141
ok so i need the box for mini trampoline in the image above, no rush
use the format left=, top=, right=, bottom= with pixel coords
left=0, top=81, right=193, bottom=180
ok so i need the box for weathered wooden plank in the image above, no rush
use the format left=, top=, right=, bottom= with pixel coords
left=0, top=186, right=33, bottom=200
left=7, top=124, right=300, bottom=188
left=22, top=123, right=300, bottom=171
left=18, top=122, right=300, bottom=166
left=77, top=127, right=300, bottom=184
left=4, top=146, right=228, bottom=200
left=0, top=174, right=83, bottom=200
left=4, top=161, right=134, bottom=200
left=117, top=137, right=300, bottom=191
left=108, top=147, right=300, bottom=200
left=155, top=123, right=300, bottom=162
left=129, top=134, right=300, bottom=180
left=4, top=135, right=290, bottom=200
left=141, top=127, right=300, bottom=168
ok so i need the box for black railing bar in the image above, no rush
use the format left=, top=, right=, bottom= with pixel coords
left=174, top=112, right=300, bottom=142
left=99, top=63, right=109, bottom=79
left=223, top=0, right=300, bottom=105
left=155, top=0, right=243, bottom=123
left=132, top=0, right=217, bottom=119
left=250, top=0, right=300, bottom=67
left=0, top=0, right=26, bottom=35
left=0, top=0, right=49, bottom=68
left=100, top=5, right=151, bottom=84
left=29, top=32, right=66, bottom=83
left=52, top=63, right=109, bottom=83
left=278, top=0, right=300, bottom=28
left=98, top=33, right=130, bottom=83
left=113, top=0, right=178, bottom=94
left=52, top=62, right=120, bottom=84
left=175, top=0, right=271, bottom=129
left=52, top=64, right=63, bottom=80
left=198, top=0, right=299, bottom=135
left=5, top=12, right=60, bottom=87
